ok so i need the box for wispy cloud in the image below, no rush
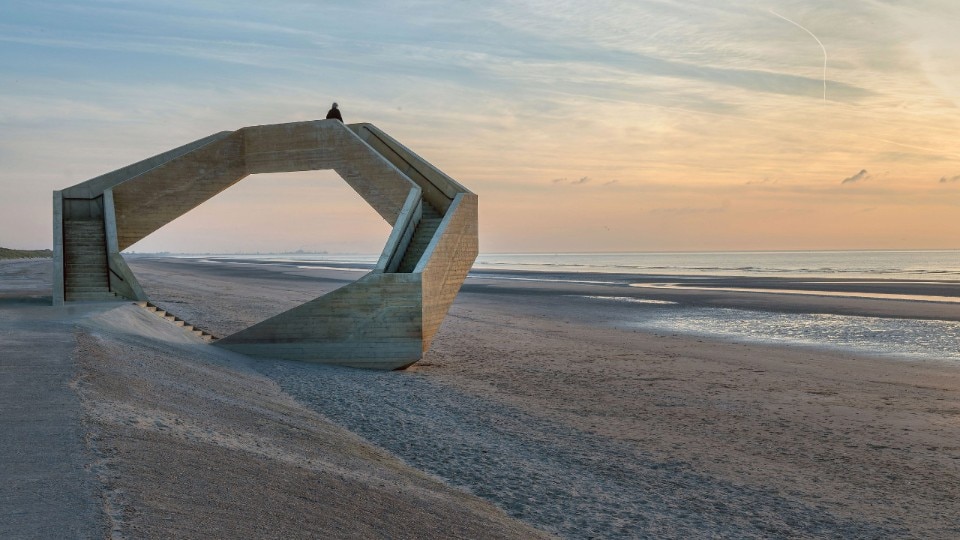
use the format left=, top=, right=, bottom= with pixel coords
left=841, top=169, right=870, bottom=184
left=939, top=174, right=960, bottom=183
left=551, top=176, right=591, bottom=185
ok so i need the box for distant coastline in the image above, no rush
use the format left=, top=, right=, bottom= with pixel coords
left=0, top=246, right=52, bottom=260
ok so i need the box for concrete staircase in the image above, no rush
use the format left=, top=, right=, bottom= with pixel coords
left=397, top=202, right=442, bottom=273
left=135, top=301, right=218, bottom=342
left=63, top=220, right=119, bottom=302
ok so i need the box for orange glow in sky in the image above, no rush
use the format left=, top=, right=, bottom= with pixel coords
left=2, top=1, right=958, bottom=253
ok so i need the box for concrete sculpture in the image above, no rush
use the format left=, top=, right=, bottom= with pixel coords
left=53, top=120, right=478, bottom=369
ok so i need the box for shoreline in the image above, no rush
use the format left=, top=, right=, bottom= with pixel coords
left=132, top=255, right=960, bottom=323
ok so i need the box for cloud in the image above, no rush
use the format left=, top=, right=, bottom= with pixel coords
left=602, top=179, right=619, bottom=186
left=939, top=174, right=960, bottom=183
left=841, top=169, right=870, bottom=184
left=552, top=176, right=592, bottom=185
left=745, top=177, right=778, bottom=185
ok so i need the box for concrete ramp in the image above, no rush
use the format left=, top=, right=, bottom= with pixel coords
left=53, top=120, right=478, bottom=369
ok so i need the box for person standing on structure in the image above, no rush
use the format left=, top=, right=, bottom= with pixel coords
left=325, top=102, right=343, bottom=122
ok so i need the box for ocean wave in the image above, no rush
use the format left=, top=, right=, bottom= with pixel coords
left=575, top=295, right=678, bottom=305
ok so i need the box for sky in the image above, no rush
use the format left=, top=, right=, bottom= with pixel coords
left=2, top=0, right=959, bottom=253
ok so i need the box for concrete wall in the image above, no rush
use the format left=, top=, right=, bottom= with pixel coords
left=112, top=132, right=247, bottom=251
left=110, top=120, right=418, bottom=251
left=51, top=191, right=64, bottom=306
left=215, top=272, right=424, bottom=369
left=60, top=132, right=235, bottom=200
left=349, top=123, right=470, bottom=214
left=419, top=193, right=479, bottom=349
left=244, top=121, right=417, bottom=226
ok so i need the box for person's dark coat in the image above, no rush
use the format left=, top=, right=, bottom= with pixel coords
left=326, top=105, right=343, bottom=122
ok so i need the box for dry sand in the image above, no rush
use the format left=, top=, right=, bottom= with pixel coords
left=4, top=256, right=960, bottom=538
left=1, top=259, right=546, bottom=539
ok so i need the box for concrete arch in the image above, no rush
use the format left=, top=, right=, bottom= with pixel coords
left=53, top=120, right=478, bottom=369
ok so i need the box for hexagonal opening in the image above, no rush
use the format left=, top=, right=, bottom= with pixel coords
left=124, top=169, right=392, bottom=338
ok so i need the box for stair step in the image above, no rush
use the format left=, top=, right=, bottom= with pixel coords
left=64, top=252, right=106, bottom=257
left=66, top=281, right=110, bottom=289
left=65, top=282, right=109, bottom=288
left=66, top=275, right=109, bottom=282
left=66, top=274, right=108, bottom=281
left=134, top=302, right=218, bottom=342
left=392, top=198, right=446, bottom=273
left=64, top=269, right=108, bottom=276
left=66, top=292, right=121, bottom=301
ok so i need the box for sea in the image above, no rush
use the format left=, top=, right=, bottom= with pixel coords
left=180, top=250, right=960, bottom=362
left=471, top=250, right=960, bottom=280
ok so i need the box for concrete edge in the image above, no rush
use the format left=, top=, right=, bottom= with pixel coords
left=52, top=190, right=64, bottom=306
left=375, top=189, right=422, bottom=273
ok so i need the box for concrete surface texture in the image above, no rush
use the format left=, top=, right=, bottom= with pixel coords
left=52, top=120, right=478, bottom=369
left=0, top=293, right=108, bottom=538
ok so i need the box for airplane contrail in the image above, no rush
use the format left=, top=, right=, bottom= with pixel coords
left=770, top=9, right=827, bottom=103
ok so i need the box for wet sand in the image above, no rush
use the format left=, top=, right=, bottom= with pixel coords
left=4, top=256, right=960, bottom=538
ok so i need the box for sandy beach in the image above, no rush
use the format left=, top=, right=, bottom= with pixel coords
left=4, top=256, right=960, bottom=538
